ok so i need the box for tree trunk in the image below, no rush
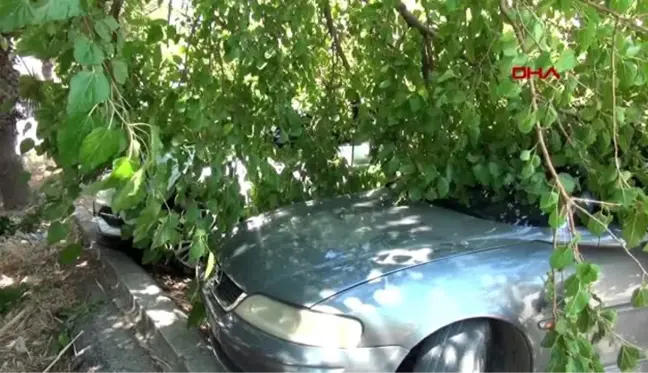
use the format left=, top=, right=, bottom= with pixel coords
left=0, top=38, right=30, bottom=210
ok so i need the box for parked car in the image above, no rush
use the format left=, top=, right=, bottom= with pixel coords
left=199, top=187, right=646, bottom=372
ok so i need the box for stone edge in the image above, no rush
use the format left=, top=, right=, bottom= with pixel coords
left=73, top=207, right=224, bottom=372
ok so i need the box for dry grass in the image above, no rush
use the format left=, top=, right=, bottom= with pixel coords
left=0, top=221, right=98, bottom=372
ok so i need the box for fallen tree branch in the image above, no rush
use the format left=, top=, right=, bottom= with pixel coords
left=581, top=0, right=648, bottom=34
left=109, top=0, right=124, bottom=20
left=322, top=1, right=351, bottom=72
left=42, top=330, right=84, bottom=373
left=395, top=2, right=436, bottom=37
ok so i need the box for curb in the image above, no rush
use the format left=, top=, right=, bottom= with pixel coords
left=73, top=207, right=224, bottom=372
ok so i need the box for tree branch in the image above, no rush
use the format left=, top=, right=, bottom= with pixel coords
left=322, top=1, right=351, bottom=72
left=395, top=2, right=436, bottom=37
left=110, top=0, right=124, bottom=20
left=581, top=0, right=648, bottom=34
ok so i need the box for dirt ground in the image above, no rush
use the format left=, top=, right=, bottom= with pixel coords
left=0, top=222, right=102, bottom=372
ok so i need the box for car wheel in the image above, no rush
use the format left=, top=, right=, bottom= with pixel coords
left=173, top=241, right=197, bottom=274
left=412, top=320, right=491, bottom=373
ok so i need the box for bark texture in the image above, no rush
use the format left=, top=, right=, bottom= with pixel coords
left=0, top=38, right=29, bottom=210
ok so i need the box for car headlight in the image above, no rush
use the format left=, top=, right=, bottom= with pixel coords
left=234, top=294, right=363, bottom=348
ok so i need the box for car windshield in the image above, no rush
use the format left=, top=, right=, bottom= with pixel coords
left=432, top=191, right=550, bottom=227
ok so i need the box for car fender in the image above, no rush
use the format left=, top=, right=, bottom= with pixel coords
left=315, top=241, right=554, bottom=366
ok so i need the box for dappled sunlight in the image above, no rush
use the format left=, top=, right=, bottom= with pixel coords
left=373, top=286, right=403, bottom=307
left=133, top=284, right=161, bottom=296
left=146, top=309, right=178, bottom=328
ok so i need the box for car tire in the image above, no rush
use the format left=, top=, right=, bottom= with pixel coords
left=412, top=319, right=491, bottom=373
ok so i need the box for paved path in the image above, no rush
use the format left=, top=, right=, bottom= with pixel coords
left=72, top=275, right=163, bottom=372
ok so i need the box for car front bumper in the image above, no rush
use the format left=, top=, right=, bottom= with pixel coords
left=201, top=287, right=409, bottom=372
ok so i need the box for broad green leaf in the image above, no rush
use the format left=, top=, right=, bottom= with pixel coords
left=437, top=177, right=449, bottom=198
left=517, top=109, right=536, bottom=134
left=67, top=70, right=111, bottom=114
left=0, top=0, right=38, bottom=32
left=111, top=157, right=136, bottom=180
left=550, top=246, right=574, bottom=270
left=437, top=70, right=456, bottom=83
left=112, top=59, right=128, bottom=84
left=47, top=221, right=68, bottom=245
left=610, top=0, right=633, bottom=13
left=204, top=251, right=216, bottom=280
left=520, top=150, right=531, bottom=161
left=617, top=344, right=642, bottom=372
left=555, top=48, right=577, bottom=73
left=57, top=113, right=99, bottom=166
left=112, top=168, right=146, bottom=212
left=576, top=262, right=600, bottom=284
left=59, top=243, right=83, bottom=265
left=78, top=127, right=125, bottom=173
left=568, top=289, right=590, bottom=315
left=549, top=209, right=566, bottom=229
left=587, top=211, right=612, bottom=236
left=187, top=299, right=205, bottom=328
left=631, top=286, right=648, bottom=308
left=558, top=173, right=575, bottom=194
left=622, top=209, right=648, bottom=249
left=74, top=35, right=105, bottom=65
left=540, top=191, right=559, bottom=211
left=19, top=138, right=35, bottom=154
left=40, top=0, right=84, bottom=22
left=189, top=236, right=207, bottom=263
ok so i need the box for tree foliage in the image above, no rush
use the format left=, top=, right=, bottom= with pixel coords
left=2, top=0, right=648, bottom=370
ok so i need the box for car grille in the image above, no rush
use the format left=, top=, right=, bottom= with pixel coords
left=209, top=269, right=245, bottom=310
left=98, top=206, right=124, bottom=227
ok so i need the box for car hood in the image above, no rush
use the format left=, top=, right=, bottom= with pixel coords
left=217, top=188, right=542, bottom=308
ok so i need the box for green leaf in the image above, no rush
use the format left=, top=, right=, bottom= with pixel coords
left=187, top=299, right=205, bottom=328
left=0, top=0, right=38, bottom=32
left=437, top=177, right=449, bottom=198
left=204, top=251, right=216, bottom=280
left=59, top=243, right=82, bottom=265
left=189, top=236, right=207, bottom=263
left=111, top=157, right=136, bottom=180
left=517, top=109, right=536, bottom=134
left=622, top=209, right=648, bottom=249
left=47, top=221, right=68, bottom=245
left=111, top=59, right=128, bottom=84
left=549, top=209, right=566, bottom=229
left=617, top=344, right=642, bottom=372
left=19, top=138, right=35, bottom=154
left=550, top=246, right=574, bottom=270
left=576, top=262, right=600, bottom=284
left=610, top=0, right=633, bottom=14
left=568, top=289, right=590, bottom=315
left=587, top=211, right=612, bottom=236
left=540, top=191, right=559, bottom=212
left=601, top=309, right=617, bottom=324
left=555, top=48, right=577, bottom=73
left=558, top=173, right=575, bottom=194
left=112, top=168, right=146, bottom=212
left=147, top=24, right=164, bottom=44
left=437, top=70, right=456, bottom=83
left=78, top=127, right=125, bottom=173
left=67, top=70, right=111, bottom=114
left=57, top=113, right=99, bottom=166
left=73, top=34, right=105, bottom=65
left=520, top=150, right=531, bottom=161
left=631, top=286, right=648, bottom=308
left=40, top=0, right=84, bottom=22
